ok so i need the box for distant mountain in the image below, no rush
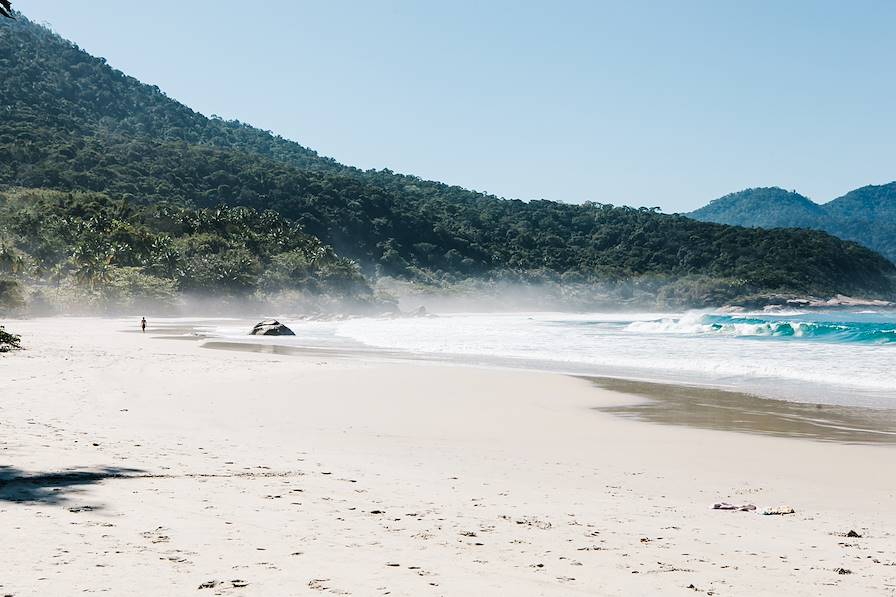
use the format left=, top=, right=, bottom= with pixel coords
left=690, top=184, right=896, bottom=263
left=690, top=188, right=829, bottom=230
left=824, top=184, right=896, bottom=262
left=0, top=15, right=894, bottom=310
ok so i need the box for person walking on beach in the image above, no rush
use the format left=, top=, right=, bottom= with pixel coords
left=141, top=317, right=146, bottom=333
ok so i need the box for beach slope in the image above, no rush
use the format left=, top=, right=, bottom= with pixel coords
left=1, top=318, right=894, bottom=595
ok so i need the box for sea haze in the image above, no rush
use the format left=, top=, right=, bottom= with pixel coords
left=207, top=310, right=896, bottom=409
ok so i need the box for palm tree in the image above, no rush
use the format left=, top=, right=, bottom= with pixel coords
left=149, top=236, right=181, bottom=279
left=71, top=240, right=113, bottom=291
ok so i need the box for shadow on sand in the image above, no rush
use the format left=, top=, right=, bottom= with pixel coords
left=0, top=465, right=146, bottom=505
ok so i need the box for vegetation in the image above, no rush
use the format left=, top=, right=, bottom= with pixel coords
left=690, top=184, right=896, bottom=263
left=0, top=325, right=20, bottom=351
left=0, top=15, right=894, bottom=311
left=824, top=184, right=896, bottom=264
left=0, top=189, right=372, bottom=311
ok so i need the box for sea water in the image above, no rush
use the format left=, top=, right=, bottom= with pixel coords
left=210, top=310, right=896, bottom=408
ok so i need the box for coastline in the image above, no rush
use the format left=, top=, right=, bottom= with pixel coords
left=198, top=336, right=896, bottom=444
left=1, top=317, right=895, bottom=595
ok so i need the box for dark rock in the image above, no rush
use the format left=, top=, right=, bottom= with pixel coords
left=250, top=320, right=295, bottom=336
left=846, top=530, right=862, bottom=538
left=835, top=567, right=852, bottom=575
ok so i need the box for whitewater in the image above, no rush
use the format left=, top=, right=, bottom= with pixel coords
left=208, top=309, right=896, bottom=408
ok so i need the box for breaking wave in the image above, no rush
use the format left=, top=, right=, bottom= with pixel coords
left=625, top=312, right=896, bottom=344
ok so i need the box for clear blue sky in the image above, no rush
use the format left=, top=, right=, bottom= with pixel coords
left=20, top=0, right=896, bottom=212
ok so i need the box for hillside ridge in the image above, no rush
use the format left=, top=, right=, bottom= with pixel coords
left=1, top=15, right=894, bottom=311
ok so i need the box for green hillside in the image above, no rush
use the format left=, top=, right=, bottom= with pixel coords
left=690, top=188, right=830, bottom=230
left=690, top=184, right=896, bottom=263
left=1, top=15, right=894, bottom=310
left=824, top=184, right=896, bottom=263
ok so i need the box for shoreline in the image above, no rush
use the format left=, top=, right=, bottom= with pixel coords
left=2, top=317, right=895, bottom=595
left=188, top=325, right=896, bottom=445
left=11, top=309, right=896, bottom=409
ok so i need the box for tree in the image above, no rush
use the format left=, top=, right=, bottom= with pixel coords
left=0, top=243, right=25, bottom=274
left=70, top=240, right=113, bottom=291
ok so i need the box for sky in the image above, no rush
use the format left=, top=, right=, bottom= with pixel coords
left=19, top=0, right=896, bottom=212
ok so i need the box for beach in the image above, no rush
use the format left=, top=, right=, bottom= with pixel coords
left=1, top=317, right=895, bottom=596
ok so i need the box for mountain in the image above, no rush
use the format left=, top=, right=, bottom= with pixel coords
left=690, top=188, right=830, bottom=230
left=690, top=184, right=896, bottom=263
left=1, top=15, right=894, bottom=310
left=824, top=184, right=896, bottom=263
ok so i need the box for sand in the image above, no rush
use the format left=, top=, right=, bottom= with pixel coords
left=1, top=317, right=895, bottom=596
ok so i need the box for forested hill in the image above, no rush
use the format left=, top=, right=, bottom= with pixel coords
left=690, top=184, right=896, bottom=263
left=689, top=188, right=830, bottom=231
left=1, top=15, right=894, bottom=309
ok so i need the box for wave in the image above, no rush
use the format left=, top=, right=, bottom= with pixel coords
left=625, top=313, right=896, bottom=344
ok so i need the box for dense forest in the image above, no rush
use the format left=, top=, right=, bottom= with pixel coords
left=0, top=188, right=373, bottom=311
left=690, top=184, right=896, bottom=263
left=0, top=15, right=894, bottom=313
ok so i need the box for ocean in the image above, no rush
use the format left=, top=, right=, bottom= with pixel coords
left=209, top=309, right=896, bottom=408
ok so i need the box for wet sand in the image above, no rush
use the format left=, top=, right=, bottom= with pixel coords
left=200, top=334, right=896, bottom=445
left=588, top=376, right=896, bottom=445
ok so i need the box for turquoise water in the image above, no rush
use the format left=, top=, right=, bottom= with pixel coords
left=704, top=312, right=896, bottom=344
left=630, top=311, right=896, bottom=345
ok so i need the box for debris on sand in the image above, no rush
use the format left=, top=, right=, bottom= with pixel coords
left=762, top=506, right=795, bottom=516
left=514, top=517, right=552, bottom=530
left=197, top=579, right=247, bottom=590
left=68, top=505, right=97, bottom=513
left=835, top=567, right=852, bottom=575
left=712, top=502, right=756, bottom=512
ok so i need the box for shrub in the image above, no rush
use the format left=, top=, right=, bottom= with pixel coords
left=0, top=325, right=21, bottom=352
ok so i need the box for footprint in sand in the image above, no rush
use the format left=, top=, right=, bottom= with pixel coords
left=307, top=578, right=350, bottom=594
left=141, top=527, right=171, bottom=544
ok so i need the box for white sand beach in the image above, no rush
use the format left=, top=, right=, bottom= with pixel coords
left=1, top=317, right=895, bottom=596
